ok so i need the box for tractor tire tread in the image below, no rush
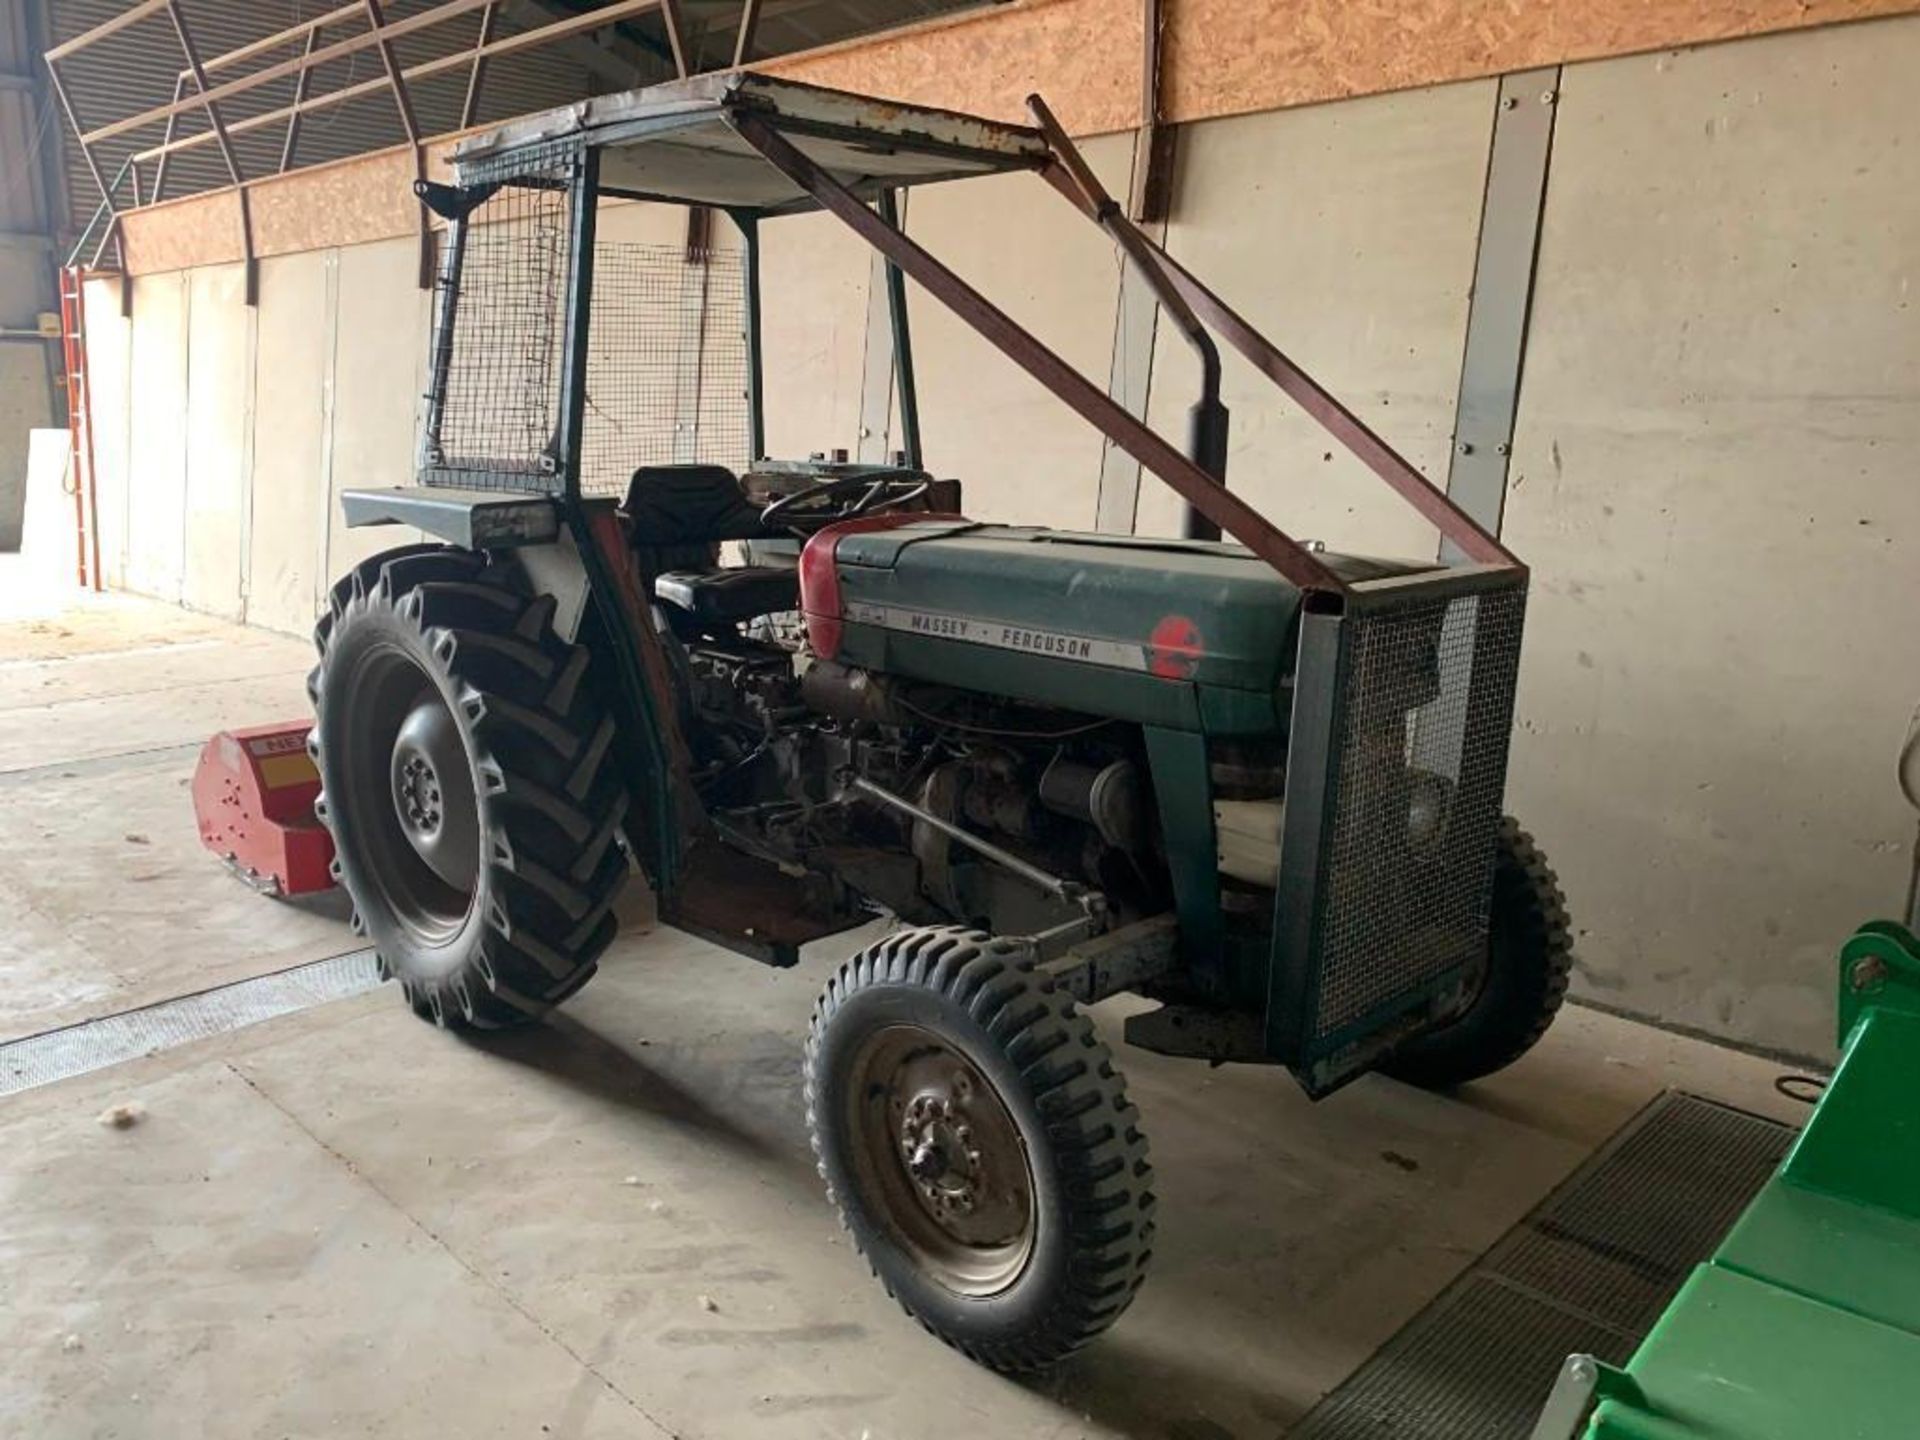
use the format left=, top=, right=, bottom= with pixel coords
left=1383, top=816, right=1572, bottom=1088
left=308, top=546, right=626, bottom=1031
left=805, top=925, right=1155, bottom=1373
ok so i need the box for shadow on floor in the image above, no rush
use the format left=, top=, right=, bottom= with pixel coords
left=1038, top=1326, right=1302, bottom=1440
left=463, top=1011, right=805, bottom=1175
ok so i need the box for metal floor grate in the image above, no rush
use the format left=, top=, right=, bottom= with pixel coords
left=1292, top=1091, right=1794, bottom=1439
left=0, top=950, right=384, bottom=1099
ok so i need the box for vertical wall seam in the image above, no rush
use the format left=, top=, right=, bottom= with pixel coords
left=855, top=190, right=907, bottom=463
left=174, top=270, right=191, bottom=605
left=237, top=269, right=261, bottom=619
left=315, top=249, right=341, bottom=610
left=1095, top=126, right=1166, bottom=534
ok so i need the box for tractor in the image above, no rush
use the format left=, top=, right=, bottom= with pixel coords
left=301, top=72, right=1570, bottom=1371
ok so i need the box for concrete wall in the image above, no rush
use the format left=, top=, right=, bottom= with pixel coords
left=84, top=240, right=429, bottom=634
left=903, top=133, right=1133, bottom=527
left=0, top=250, right=55, bottom=552
left=1500, top=17, right=1920, bottom=1057
left=1136, top=82, right=1493, bottom=552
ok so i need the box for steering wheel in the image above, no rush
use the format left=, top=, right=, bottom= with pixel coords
left=759, top=469, right=932, bottom=532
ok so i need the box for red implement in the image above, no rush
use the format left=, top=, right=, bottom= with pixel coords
left=191, top=722, right=336, bottom=897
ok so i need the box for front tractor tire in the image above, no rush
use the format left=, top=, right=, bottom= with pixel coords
left=805, top=926, right=1155, bottom=1371
left=309, top=545, right=629, bottom=1028
left=1384, top=817, right=1573, bottom=1089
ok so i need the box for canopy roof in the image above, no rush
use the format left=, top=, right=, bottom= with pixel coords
left=449, top=71, right=1051, bottom=211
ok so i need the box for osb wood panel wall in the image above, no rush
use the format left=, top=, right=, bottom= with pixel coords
left=119, top=141, right=461, bottom=275
left=764, top=0, right=1920, bottom=126
left=112, top=0, right=1920, bottom=274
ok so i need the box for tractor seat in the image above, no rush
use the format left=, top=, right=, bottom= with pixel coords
left=654, top=567, right=799, bottom=629
left=624, top=463, right=767, bottom=546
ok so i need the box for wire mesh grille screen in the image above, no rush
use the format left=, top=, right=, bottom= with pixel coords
left=579, top=243, right=751, bottom=497
left=1311, top=576, right=1528, bottom=1042
left=423, top=146, right=579, bottom=491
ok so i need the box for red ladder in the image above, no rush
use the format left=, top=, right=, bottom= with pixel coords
left=57, top=266, right=103, bottom=592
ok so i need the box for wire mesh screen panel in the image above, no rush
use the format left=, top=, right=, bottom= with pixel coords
left=1309, top=572, right=1528, bottom=1046
left=579, top=242, right=752, bottom=497
left=421, top=143, right=580, bottom=492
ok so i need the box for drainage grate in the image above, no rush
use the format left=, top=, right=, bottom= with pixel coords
left=1292, top=1091, right=1794, bottom=1439
left=0, top=950, right=385, bottom=1098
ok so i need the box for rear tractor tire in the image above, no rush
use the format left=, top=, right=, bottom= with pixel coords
left=1383, top=817, right=1572, bottom=1088
left=804, top=926, right=1156, bottom=1371
left=308, top=545, right=629, bottom=1028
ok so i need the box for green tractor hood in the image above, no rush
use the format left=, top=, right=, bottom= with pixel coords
left=826, top=522, right=1437, bottom=735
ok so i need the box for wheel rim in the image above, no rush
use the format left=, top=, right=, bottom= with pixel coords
left=334, top=642, right=480, bottom=947
left=844, top=1024, right=1036, bottom=1297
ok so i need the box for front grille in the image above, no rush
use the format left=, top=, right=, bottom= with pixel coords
left=1311, top=573, right=1527, bottom=1042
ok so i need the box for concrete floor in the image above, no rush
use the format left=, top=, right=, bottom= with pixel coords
left=0, top=564, right=1809, bottom=1440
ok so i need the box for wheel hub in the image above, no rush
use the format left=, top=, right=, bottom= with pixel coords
left=846, top=1026, right=1036, bottom=1297
left=388, top=697, right=479, bottom=892
left=901, top=1093, right=982, bottom=1214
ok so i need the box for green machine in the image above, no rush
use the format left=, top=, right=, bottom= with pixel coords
left=1533, top=921, right=1920, bottom=1439
left=307, top=73, right=1572, bottom=1370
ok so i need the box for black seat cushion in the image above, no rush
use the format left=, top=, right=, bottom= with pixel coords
left=623, top=464, right=768, bottom=546
left=654, top=567, right=800, bottom=628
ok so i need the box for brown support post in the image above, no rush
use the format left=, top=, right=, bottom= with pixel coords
left=731, top=114, right=1344, bottom=594
left=361, top=0, right=433, bottom=290
left=1128, top=0, right=1174, bottom=224
left=460, top=1, right=499, bottom=130
left=732, top=0, right=761, bottom=68
left=166, top=1, right=257, bottom=304
left=279, top=23, right=325, bottom=172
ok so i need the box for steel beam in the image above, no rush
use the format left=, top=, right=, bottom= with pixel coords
left=1443, top=68, right=1561, bottom=559
left=1096, top=130, right=1166, bottom=533
left=732, top=0, right=762, bottom=67
left=165, top=1, right=256, bottom=304
left=130, top=0, right=672, bottom=167
left=459, top=1, right=499, bottom=130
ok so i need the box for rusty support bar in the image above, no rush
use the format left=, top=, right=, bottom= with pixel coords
left=166, top=0, right=257, bottom=305
left=128, top=0, right=671, bottom=167
left=280, top=24, right=326, bottom=173
left=1034, top=120, right=1519, bottom=569
left=731, top=113, right=1344, bottom=594
left=1031, top=96, right=1226, bottom=538
left=459, top=1, right=499, bottom=130
left=1147, top=239, right=1520, bottom=569
left=732, top=0, right=761, bottom=67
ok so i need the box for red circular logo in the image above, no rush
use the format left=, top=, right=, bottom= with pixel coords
left=1149, top=615, right=1203, bottom=679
